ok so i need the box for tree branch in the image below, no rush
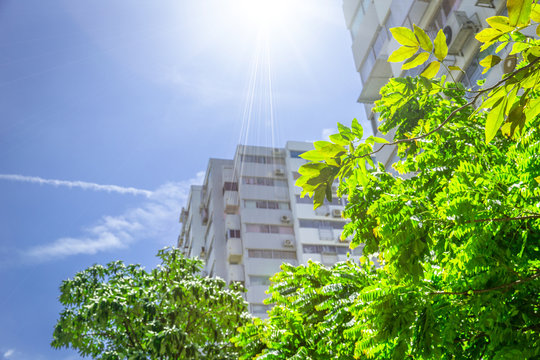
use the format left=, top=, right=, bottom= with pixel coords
left=355, top=57, right=540, bottom=160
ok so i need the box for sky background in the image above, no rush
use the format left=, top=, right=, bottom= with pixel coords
left=0, top=1, right=367, bottom=359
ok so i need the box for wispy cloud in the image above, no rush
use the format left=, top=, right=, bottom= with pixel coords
left=3, top=349, right=15, bottom=358
left=321, top=128, right=337, bottom=141
left=0, top=174, right=153, bottom=197
left=22, top=172, right=204, bottom=262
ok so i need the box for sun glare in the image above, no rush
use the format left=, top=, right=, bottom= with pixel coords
left=235, top=0, right=294, bottom=30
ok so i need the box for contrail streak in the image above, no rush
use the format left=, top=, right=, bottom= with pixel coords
left=0, top=174, right=153, bottom=197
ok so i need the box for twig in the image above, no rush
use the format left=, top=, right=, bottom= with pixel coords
left=354, top=57, right=540, bottom=160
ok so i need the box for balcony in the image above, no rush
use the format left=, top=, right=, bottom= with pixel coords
left=227, top=237, right=243, bottom=264
left=357, top=28, right=393, bottom=103
left=224, top=191, right=239, bottom=214
left=228, top=264, right=245, bottom=283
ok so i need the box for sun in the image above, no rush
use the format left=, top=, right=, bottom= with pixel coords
left=233, top=0, right=296, bottom=32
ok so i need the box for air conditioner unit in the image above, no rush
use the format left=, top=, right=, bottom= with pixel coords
left=331, top=209, right=342, bottom=218
left=275, top=168, right=285, bottom=176
left=280, top=215, right=291, bottom=224
left=443, top=11, right=478, bottom=56
left=503, top=54, right=517, bottom=73
left=283, top=239, right=295, bottom=248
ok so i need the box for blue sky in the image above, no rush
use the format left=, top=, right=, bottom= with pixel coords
left=0, top=1, right=366, bottom=359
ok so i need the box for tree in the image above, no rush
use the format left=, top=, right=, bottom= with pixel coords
left=52, top=248, right=250, bottom=359
left=235, top=1, right=540, bottom=358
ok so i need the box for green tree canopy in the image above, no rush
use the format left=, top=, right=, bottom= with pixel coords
left=52, top=248, right=250, bottom=360
left=235, top=1, right=540, bottom=358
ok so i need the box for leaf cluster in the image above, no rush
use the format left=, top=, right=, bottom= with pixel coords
left=52, top=248, right=250, bottom=360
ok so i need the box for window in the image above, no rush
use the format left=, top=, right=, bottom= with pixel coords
left=241, top=155, right=285, bottom=165
left=249, top=275, right=271, bottom=286
left=244, top=200, right=290, bottom=210
left=295, top=195, right=346, bottom=206
left=223, top=182, right=238, bottom=191
left=298, top=219, right=346, bottom=229
left=251, top=304, right=272, bottom=313
left=246, top=224, right=294, bottom=235
left=289, top=150, right=305, bottom=158
left=228, top=229, right=241, bottom=238
left=242, top=177, right=288, bottom=187
left=248, top=249, right=297, bottom=260
left=302, top=244, right=354, bottom=255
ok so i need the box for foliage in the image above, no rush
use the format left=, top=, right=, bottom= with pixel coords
left=52, top=248, right=250, bottom=359
left=233, top=260, right=376, bottom=359
left=237, top=1, right=540, bottom=359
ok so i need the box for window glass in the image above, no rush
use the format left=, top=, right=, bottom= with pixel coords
left=223, top=182, right=238, bottom=191
left=249, top=275, right=271, bottom=286
left=251, top=304, right=272, bottom=313
left=298, top=219, right=346, bottom=229
left=289, top=150, right=305, bottom=158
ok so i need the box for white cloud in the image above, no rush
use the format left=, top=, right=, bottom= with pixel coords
left=3, top=349, right=15, bottom=358
left=0, top=174, right=153, bottom=197
left=321, top=128, right=337, bottom=141
left=24, top=172, right=205, bottom=262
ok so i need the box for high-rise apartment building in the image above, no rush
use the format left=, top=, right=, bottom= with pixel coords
left=177, top=142, right=362, bottom=317
left=343, top=0, right=509, bottom=166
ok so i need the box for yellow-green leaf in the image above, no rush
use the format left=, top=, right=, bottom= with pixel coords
left=501, top=100, right=526, bottom=137
left=495, top=42, right=508, bottom=53
left=525, top=97, right=540, bottom=122
left=486, top=16, right=514, bottom=32
left=480, top=88, right=506, bottom=109
left=510, top=41, right=530, bottom=54
left=508, top=0, right=532, bottom=26
left=535, top=176, right=540, bottom=184
left=402, top=52, right=430, bottom=70
left=532, top=3, right=540, bottom=22
left=479, top=55, right=502, bottom=73
left=448, top=65, right=463, bottom=71
left=413, top=24, right=432, bottom=52
left=421, top=61, right=441, bottom=79
left=433, top=30, right=448, bottom=61
left=475, top=27, right=504, bottom=43
left=390, top=27, right=419, bottom=47
left=485, top=97, right=507, bottom=143
left=388, top=45, right=419, bottom=62
left=537, top=24, right=540, bottom=37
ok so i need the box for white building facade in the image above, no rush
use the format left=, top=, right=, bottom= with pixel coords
left=343, top=0, right=510, bottom=166
left=178, top=141, right=361, bottom=317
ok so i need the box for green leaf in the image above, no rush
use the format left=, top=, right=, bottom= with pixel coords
left=388, top=45, right=419, bottom=62
left=433, top=30, right=448, bottom=61
left=421, top=61, right=441, bottom=79
left=475, top=27, right=503, bottom=43
left=390, top=27, right=419, bottom=47
left=351, top=118, right=363, bottom=139
left=479, top=55, right=502, bottom=73
left=510, top=41, right=530, bottom=55
left=413, top=24, right=432, bottom=52
left=402, top=52, right=430, bottom=70
left=485, top=96, right=507, bottom=143
left=532, top=3, right=540, bottom=22
left=300, top=149, right=326, bottom=162
left=448, top=65, right=463, bottom=71
left=486, top=16, right=515, bottom=32
left=329, top=133, right=349, bottom=146
left=535, top=176, right=540, bottom=184
left=495, top=41, right=508, bottom=53
left=501, top=100, right=526, bottom=138
left=507, top=0, right=532, bottom=26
